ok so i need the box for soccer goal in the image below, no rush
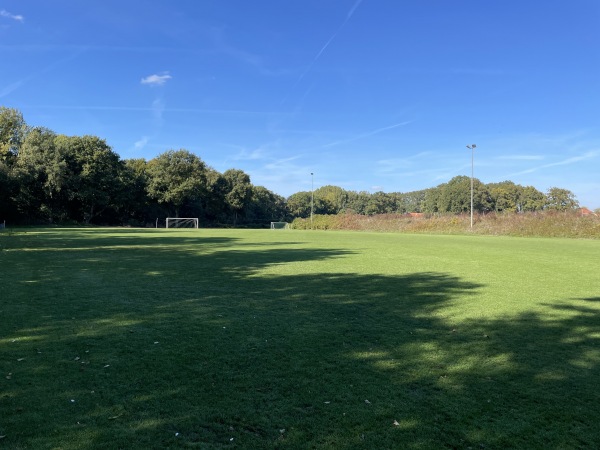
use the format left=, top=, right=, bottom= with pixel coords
left=270, top=222, right=289, bottom=230
left=166, top=218, right=199, bottom=229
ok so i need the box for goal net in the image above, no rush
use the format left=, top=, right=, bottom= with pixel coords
left=270, top=222, right=289, bottom=229
left=166, top=218, right=199, bottom=229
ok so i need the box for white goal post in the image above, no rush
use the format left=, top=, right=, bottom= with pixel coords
left=270, top=222, right=289, bottom=229
left=166, top=218, right=199, bottom=229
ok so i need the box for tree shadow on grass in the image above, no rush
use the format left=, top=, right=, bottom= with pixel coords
left=578, top=296, right=600, bottom=302
left=12, top=228, right=241, bottom=250
left=1, top=234, right=599, bottom=449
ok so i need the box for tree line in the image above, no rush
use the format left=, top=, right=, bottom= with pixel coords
left=0, top=106, right=581, bottom=227
left=288, top=178, right=580, bottom=218
left=0, top=107, right=288, bottom=226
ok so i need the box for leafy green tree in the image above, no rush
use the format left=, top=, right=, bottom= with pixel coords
left=488, top=181, right=522, bottom=213
left=223, top=169, right=252, bottom=226
left=422, top=187, right=441, bottom=214
left=120, top=158, right=155, bottom=225
left=545, top=187, right=579, bottom=211
left=202, top=169, right=229, bottom=222
left=12, top=131, right=127, bottom=224
left=400, top=190, right=427, bottom=213
left=313, top=185, right=348, bottom=215
left=388, top=192, right=404, bottom=213
left=55, top=135, right=125, bottom=223
left=246, top=186, right=287, bottom=224
left=345, top=191, right=371, bottom=215
left=286, top=191, right=312, bottom=218
left=13, top=127, right=67, bottom=222
left=0, top=160, right=17, bottom=221
left=364, top=191, right=395, bottom=215
left=0, top=106, right=27, bottom=163
left=146, top=149, right=208, bottom=217
left=519, top=186, right=546, bottom=212
left=437, top=176, right=471, bottom=213
left=473, top=181, right=493, bottom=214
left=436, top=176, right=491, bottom=214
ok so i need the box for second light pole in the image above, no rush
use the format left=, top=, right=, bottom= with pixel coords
left=466, top=144, right=476, bottom=228
left=310, top=172, right=314, bottom=229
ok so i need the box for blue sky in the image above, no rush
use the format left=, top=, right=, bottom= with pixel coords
left=1, top=1, right=599, bottom=208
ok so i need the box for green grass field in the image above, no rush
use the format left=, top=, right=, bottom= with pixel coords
left=1, top=228, right=599, bottom=449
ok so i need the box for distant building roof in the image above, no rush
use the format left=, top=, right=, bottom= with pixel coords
left=579, top=207, right=597, bottom=216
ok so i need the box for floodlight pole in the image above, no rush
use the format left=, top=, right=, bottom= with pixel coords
left=310, top=172, right=314, bottom=229
left=466, top=144, right=476, bottom=228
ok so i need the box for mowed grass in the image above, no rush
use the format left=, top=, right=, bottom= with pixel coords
left=1, top=228, right=599, bottom=449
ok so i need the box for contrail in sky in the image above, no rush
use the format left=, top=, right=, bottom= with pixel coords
left=0, top=80, right=27, bottom=98
left=0, top=50, right=84, bottom=99
left=282, top=0, right=364, bottom=105
left=322, top=120, right=413, bottom=149
left=24, top=104, right=280, bottom=116
left=299, top=0, right=363, bottom=83
left=509, top=150, right=600, bottom=177
left=347, top=0, right=363, bottom=19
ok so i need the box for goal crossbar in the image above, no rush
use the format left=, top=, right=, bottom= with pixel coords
left=270, top=222, right=289, bottom=229
left=166, top=217, right=199, bottom=229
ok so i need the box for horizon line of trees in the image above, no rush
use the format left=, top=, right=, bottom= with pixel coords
left=0, top=106, right=586, bottom=227
left=288, top=178, right=583, bottom=218
left=0, top=107, right=288, bottom=226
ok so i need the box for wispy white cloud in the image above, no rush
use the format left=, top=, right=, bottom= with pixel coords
left=217, top=143, right=273, bottom=167
left=134, top=136, right=149, bottom=150
left=232, top=147, right=269, bottom=161
left=216, top=141, right=306, bottom=187
left=496, top=154, right=545, bottom=161
left=509, top=150, right=600, bottom=177
left=377, top=151, right=433, bottom=173
left=20, top=104, right=281, bottom=116
left=449, top=67, right=510, bottom=76
left=151, top=98, right=165, bottom=122
left=0, top=51, right=83, bottom=99
left=259, top=158, right=311, bottom=193
left=0, top=44, right=199, bottom=53
left=141, top=72, right=172, bottom=86
left=322, top=120, right=412, bottom=149
left=0, top=9, right=24, bottom=22
left=264, top=155, right=303, bottom=171
left=228, top=151, right=310, bottom=197
left=377, top=159, right=411, bottom=171
left=0, top=80, right=26, bottom=98
left=485, top=131, right=589, bottom=155
left=207, top=27, right=289, bottom=77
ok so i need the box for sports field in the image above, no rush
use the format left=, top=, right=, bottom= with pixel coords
left=1, top=228, right=599, bottom=449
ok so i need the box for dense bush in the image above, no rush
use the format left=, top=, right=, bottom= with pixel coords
left=291, top=211, right=600, bottom=239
